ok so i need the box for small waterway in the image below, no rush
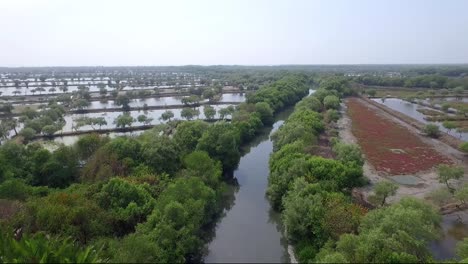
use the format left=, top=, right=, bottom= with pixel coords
left=372, top=98, right=468, bottom=141
left=430, top=211, right=468, bottom=261
left=204, top=109, right=293, bottom=263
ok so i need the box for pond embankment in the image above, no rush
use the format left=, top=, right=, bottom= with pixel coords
left=361, top=96, right=465, bottom=150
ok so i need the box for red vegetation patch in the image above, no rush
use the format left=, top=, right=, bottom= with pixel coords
left=347, top=98, right=452, bottom=175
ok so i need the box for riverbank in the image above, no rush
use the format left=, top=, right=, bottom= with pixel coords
left=204, top=108, right=293, bottom=263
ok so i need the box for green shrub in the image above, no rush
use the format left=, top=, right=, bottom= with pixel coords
left=0, top=231, right=104, bottom=263
left=323, top=95, right=340, bottom=110
left=332, top=142, right=364, bottom=166
left=0, top=179, right=30, bottom=200
left=423, top=124, right=441, bottom=138
left=324, top=109, right=340, bottom=123
left=460, top=142, right=468, bottom=154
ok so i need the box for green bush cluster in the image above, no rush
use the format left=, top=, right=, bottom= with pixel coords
left=18, top=104, right=67, bottom=141
left=0, top=141, right=78, bottom=188
left=268, top=78, right=370, bottom=262
left=0, top=74, right=312, bottom=262
left=269, top=77, right=449, bottom=263
left=0, top=232, right=104, bottom=263
left=314, top=198, right=441, bottom=263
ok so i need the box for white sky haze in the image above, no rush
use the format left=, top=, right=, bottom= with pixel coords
left=1, top=0, right=467, bottom=66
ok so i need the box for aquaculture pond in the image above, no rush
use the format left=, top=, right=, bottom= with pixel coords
left=52, top=130, right=146, bottom=146
left=372, top=98, right=468, bottom=141
left=83, top=93, right=246, bottom=110
left=1, top=93, right=246, bottom=146
left=0, top=84, right=206, bottom=97
left=61, top=104, right=236, bottom=133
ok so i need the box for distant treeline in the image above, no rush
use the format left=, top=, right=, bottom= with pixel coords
left=354, top=74, right=468, bottom=89
left=2, top=64, right=468, bottom=75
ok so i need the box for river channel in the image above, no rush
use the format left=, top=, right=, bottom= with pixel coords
left=203, top=109, right=293, bottom=263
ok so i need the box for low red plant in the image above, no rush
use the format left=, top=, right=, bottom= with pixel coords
left=347, top=98, right=452, bottom=175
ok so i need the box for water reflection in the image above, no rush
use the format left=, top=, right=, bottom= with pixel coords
left=204, top=110, right=292, bottom=263
left=430, top=211, right=468, bottom=261
left=0, top=83, right=206, bottom=96
left=83, top=93, right=245, bottom=110
left=372, top=98, right=468, bottom=141
left=61, top=104, right=236, bottom=133
left=53, top=130, right=146, bottom=145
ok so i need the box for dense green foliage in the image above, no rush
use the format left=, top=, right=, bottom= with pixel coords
left=267, top=77, right=454, bottom=263
left=282, top=178, right=365, bottom=250
left=331, top=140, right=365, bottom=166
left=315, top=198, right=441, bottom=263
left=1, top=67, right=459, bottom=262
left=246, top=74, right=310, bottom=112
left=14, top=191, right=113, bottom=244
left=0, top=232, right=104, bottom=263
left=266, top=79, right=368, bottom=262
left=268, top=79, right=364, bottom=212
left=0, top=142, right=79, bottom=188
left=196, top=122, right=241, bottom=171
left=173, top=121, right=209, bottom=155
left=95, top=178, right=156, bottom=234
left=0, top=74, right=312, bottom=262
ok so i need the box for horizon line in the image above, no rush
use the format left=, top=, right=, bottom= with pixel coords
left=1, top=63, right=468, bottom=69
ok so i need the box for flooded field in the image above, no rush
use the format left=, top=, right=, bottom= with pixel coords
left=61, top=104, right=235, bottom=132
left=372, top=98, right=468, bottom=141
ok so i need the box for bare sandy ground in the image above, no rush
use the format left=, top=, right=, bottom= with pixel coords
left=338, top=98, right=468, bottom=203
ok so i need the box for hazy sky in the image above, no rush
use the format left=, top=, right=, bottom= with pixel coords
left=1, top=0, right=467, bottom=66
